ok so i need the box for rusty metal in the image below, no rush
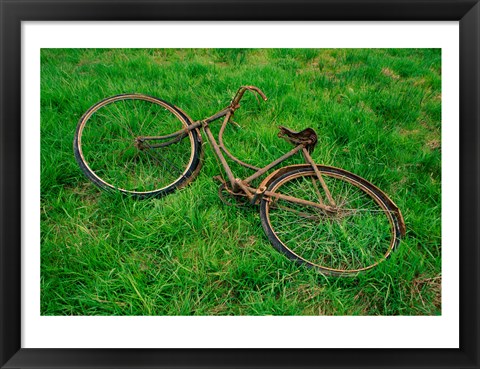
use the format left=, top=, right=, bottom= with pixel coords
left=218, top=184, right=244, bottom=207
left=162, top=86, right=338, bottom=213
left=216, top=108, right=261, bottom=171
left=204, top=107, right=234, bottom=124
left=77, top=85, right=407, bottom=276
left=251, top=186, right=267, bottom=205
left=242, top=144, right=304, bottom=184
left=301, top=147, right=336, bottom=207
left=230, top=86, right=268, bottom=108
left=264, top=189, right=337, bottom=213
left=125, top=85, right=404, bottom=236
left=216, top=179, right=250, bottom=208
left=260, top=163, right=406, bottom=237
left=138, top=121, right=202, bottom=142
left=202, top=121, right=237, bottom=189
left=218, top=118, right=261, bottom=171
left=220, top=145, right=262, bottom=171
left=232, top=178, right=255, bottom=200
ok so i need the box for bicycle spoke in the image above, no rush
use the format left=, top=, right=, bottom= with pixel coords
left=142, top=142, right=189, bottom=181
left=107, top=101, right=137, bottom=138
left=77, top=95, right=199, bottom=194
left=264, top=169, right=396, bottom=272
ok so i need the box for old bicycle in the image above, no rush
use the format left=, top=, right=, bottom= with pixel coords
left=74, top=86, right=406, bottom=276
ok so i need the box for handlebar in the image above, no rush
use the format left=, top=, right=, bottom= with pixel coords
left=230, top=86, right=268, bottom=109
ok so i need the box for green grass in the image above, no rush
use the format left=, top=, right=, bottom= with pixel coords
left=41, top=48, right=441, bottom=316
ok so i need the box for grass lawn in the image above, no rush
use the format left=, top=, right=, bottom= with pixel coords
left=41, top=48, right=441, bottom=315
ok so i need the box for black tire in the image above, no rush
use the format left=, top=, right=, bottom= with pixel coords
left=73, top=94, right=202, bottom=198
left=260, top=166, right=404, bottom=276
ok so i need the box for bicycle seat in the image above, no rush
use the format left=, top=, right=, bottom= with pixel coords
left=278, top=126, right=318, bottom=153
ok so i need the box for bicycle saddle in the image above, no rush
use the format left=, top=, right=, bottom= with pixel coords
left=278, top=126, right=318, bottom=153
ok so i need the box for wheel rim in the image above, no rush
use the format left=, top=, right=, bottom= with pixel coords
left=76, top=95, right=196, bottom=194
left=265, top=170, right=398, bottom=274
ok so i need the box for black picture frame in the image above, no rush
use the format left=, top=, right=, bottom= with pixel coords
left=1, top=0, right=479, bottom=368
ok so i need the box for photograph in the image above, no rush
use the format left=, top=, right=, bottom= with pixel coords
left=41, top=48, right=441, bottom=316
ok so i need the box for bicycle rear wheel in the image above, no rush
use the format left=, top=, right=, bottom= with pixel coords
left=74, top=94, right=202, bottom=198
left=260, top=166, right=404, bottom=276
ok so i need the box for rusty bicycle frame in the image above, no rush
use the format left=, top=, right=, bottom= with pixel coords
left=138, top=86, right=338, bottom=214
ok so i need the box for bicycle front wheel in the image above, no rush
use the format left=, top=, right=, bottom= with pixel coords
left=260, top=166, right=404, bottom=276
left=74, top=94, right=202, bottom=198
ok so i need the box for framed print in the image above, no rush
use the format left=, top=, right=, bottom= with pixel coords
left=1, top=0, right=479, bottom=368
